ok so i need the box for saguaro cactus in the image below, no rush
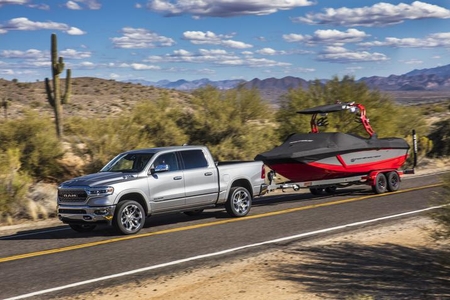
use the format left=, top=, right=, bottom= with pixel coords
left=45, top=33, right=71, bottom=139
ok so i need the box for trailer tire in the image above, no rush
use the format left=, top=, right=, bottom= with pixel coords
left=225, top=186, right=252, bottom=217
left=113, top=200, right=145, bottom=235
left=69, top=224, right=96, bottom=233
left=386, top=171, right=400, bottom=192
left=372, top=173, right=387, bottom=194
left=325, top=186, right=337, bottom=194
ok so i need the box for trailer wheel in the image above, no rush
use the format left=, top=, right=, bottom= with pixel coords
left=69, top=224, right=96, bottom=233
left=113, top=200, right=145, bottom=235
left=372, top=173, right=387, bottom=194
left=386, top=172, right=400, bottom=192
left=325, top=186, right=337, bottom=194
left=225, top=186, right=252, bottom=217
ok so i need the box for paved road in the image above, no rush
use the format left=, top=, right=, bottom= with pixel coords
left=0, top=172, right=446, bottom=300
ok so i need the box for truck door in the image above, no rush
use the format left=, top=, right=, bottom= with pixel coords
left=147, top=152, right=186, bottom=213
left=179, top=149, right=219, bottom=206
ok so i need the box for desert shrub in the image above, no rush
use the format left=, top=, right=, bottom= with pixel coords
left=65, top=94, right=188, bottom=173
left=0, top=148, right=32, bottom=222
left=181, top=86, right=277, bottom=160
left=0, top=110, right=64, bottom=180
left=427, top=118, right=450, bottom=157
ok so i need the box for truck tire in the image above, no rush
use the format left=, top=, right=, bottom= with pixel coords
left=225, top=186, right=252, bottom=217
left=113, top=200, right=145, bottom=235
left=69, top=224, right=96, bottom=233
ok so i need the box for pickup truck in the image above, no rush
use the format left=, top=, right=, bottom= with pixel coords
left=57, top=145, right=268, bottom=235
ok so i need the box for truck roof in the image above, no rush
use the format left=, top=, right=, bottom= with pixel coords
left=124, top=145, right=205, bottom=154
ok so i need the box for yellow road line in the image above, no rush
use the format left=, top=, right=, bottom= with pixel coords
left=0, top=183, right=443, bottom=264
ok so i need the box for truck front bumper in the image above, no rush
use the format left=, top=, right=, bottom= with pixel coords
left=57, top=205, right=116, bottom=224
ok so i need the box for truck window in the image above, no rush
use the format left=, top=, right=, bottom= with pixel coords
left=179, top=150, right=209, bottom=169
left=153, top=152, right=179, bottom=171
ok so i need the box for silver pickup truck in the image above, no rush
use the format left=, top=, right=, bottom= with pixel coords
left=57, top=145, right=267, bottom=235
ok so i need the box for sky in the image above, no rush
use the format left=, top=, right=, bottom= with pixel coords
left=1, top=0, right=450, bottom=83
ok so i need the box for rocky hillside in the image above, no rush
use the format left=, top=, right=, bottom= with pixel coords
left=0, top=77, right=192, bottom=120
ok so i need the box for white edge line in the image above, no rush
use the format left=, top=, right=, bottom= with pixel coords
left=3, top=205, right=445, bottom=300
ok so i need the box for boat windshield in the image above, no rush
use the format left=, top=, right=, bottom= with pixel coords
left=100, top=153, right=154, bottom=173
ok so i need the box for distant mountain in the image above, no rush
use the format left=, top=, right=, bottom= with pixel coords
left=124, top=64, right=450, bottom=103
left=125, top=78, right=245, bottom=91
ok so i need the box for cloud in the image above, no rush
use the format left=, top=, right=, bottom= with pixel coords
left=144, top=48, right=290, bottom=68
left=293, top=1, right=450, bottom=27
left=60, top=49, right=91, bottom=59
left=360, top=32, right=450, bottom=48
left=65, top=0, right=101, bottom=10
left=111, top=27, right=176, bottom=48
left=0, top=49, right=46, bottom=59
left=146, top=0, right=315, bottom=17
left=119, top=63, right=161, bottom=70
left=0, top=17, right=86, bottom=35
left=182, top=31, right=252, bottom=49
left=66, top=1, right=82, bottom=10
left=317, top=46, right=389, bottom=63
left=0, top=0, right=29, bottom=7
left=284, top=28, right=369, bottom=45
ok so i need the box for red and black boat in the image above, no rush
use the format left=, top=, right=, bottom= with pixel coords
left=255, top=102, right=414, bottom=193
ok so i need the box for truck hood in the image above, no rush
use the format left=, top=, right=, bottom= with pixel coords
left=60, top=172, right=140, bottom=187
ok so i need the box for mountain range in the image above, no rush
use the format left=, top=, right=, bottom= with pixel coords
left=126, top=64, right=450, bottom=104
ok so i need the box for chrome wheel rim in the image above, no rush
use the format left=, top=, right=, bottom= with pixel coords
left=120, top=204, right=143, bottom=232
left=232, top=189, right=250, bottom=214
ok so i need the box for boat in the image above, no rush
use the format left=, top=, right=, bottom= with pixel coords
left=255, top=102, right=411, bottom=183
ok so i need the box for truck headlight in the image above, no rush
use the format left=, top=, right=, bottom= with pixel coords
left=87, top=186, right=114, bottom=197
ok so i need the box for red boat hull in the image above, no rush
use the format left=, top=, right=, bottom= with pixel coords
left=266, top=149, right=409, bottom=182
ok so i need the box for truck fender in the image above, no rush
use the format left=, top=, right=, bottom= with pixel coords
left=114, top=189, right=151, bottom=215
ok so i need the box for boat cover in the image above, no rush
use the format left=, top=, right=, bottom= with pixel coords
left=255, top=132, right=410, bottom=163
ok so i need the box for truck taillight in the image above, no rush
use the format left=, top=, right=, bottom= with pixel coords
left=261, top=165, right=266, bottom=179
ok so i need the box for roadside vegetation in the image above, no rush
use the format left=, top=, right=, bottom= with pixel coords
left=0, top=77, right=449, bottom=226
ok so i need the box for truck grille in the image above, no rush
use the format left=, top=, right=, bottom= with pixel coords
left=58, top=189, right=88, bottom=202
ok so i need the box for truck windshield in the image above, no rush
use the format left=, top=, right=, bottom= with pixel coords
left=100, top=153, right=154, bottom=173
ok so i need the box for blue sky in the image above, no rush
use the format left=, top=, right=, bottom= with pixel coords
left=1, top=0, right=450, bottom=83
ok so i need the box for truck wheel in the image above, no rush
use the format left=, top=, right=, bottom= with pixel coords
left=226, top=186, right=252, bottom=217
left=386, top=171, right=400, bottom=192
left=113, top=200, right=145, bottom=235
left=372, top=173, right=387, bottom=194
left=69, top=224, right=96, bottom=233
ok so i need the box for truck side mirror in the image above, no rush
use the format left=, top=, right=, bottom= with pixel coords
left=151, top=164, right=169, bottom=174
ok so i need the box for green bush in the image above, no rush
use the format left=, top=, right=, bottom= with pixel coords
left=427, top=119, right=450, bottom=157
left=0, top=148, right=32, bottom=221
left=181, top=86, right=277, bottom=160
left=0, top=110, right=64, bottom=180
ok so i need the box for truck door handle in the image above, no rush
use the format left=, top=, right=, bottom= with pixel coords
left=173, top=176, right=182, bottom=180
left=204, top=172, right=213, bottom=176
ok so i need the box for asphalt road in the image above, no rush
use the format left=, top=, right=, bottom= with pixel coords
left=0, top=172, right=446, bottom=300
